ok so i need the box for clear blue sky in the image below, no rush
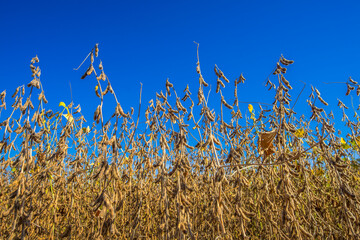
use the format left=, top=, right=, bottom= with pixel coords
left=1, top=0, right=360, bottom=130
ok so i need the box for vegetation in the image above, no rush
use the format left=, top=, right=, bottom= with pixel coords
left=0, top=44, right=360, bottom=239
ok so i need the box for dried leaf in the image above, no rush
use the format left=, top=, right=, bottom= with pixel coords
left=258, top=129, right=277, bottom=157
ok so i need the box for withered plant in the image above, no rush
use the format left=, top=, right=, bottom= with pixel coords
left=0, top=44, right=360, bottom=239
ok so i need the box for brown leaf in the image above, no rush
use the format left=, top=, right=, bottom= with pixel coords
left=258, top=129, right=277, bottom=157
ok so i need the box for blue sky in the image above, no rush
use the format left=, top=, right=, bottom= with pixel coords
left=1, top=0, right=360, bottom=132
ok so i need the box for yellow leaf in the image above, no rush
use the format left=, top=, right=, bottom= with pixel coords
left=59, top=101, right=70, bottom=115
left=251, top=114, right=256, bottom=121
left=341, top=137, right=350, bottom=149
left=59, top=102, right=67, bottom=108
left=248, top=104, right=253, bottom=113
left=63, top=113, right=74, bottom=123
left=294, top=128, right=305, bottom=138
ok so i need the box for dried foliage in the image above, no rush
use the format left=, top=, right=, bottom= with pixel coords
left=1, top=45, right=360, bottom=240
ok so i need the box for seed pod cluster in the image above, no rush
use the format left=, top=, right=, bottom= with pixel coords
left=337, top=99, right=348, bottom=109
left=176, top=98, right=187, bottom=112
left=348, top=77, right=357, bottom=85
left=279, top=55, right=294, bottom=65
left=273, top=62, right=287, bottom=75
left=199, top=75, right=209, bottom=87
left=280, top=75, right=292, bottom=90
left=313, top=87, right=328, bottom=106
left=38, top=91, right=48, bottom=104
left=197, top=86, right=205, bottom=105
left=215, top=65, right=230, bottom=83
left=115, top=103, right=128, bottom=118
left=346, top=83, right=355, bottom=96
left=95, top=43, right=99, bottom=57
left=236, top=73, right=246, bottom=84
left=81, top=65, right=94, bottom=79
left=265, top=78, right=276, bottom=90
left=221, top=96, right=233, bottom=110
left=216, top=78, right=225, bottom=93
left=27, top=78, right=40, bottom=89
left=97, top=71, right=107, bottom=81
left=166, top=78, right=173, bottom=96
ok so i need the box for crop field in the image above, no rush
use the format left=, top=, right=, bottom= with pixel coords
left=0, top=44, right=360, bottom=239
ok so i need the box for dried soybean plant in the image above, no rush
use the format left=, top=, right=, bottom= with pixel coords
left=0, top=44, right=360, bottom=240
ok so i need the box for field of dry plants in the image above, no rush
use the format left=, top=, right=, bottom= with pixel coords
left=1, top=44, right=360, bottom=239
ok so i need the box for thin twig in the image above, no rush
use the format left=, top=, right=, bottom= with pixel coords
left=291, top=80, right=306, bottom=111
left=322, top=81, right=347, bottom=84
left=73, top=50, right=93, bottom=70
left=120, top=83, right=143, bottom=162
